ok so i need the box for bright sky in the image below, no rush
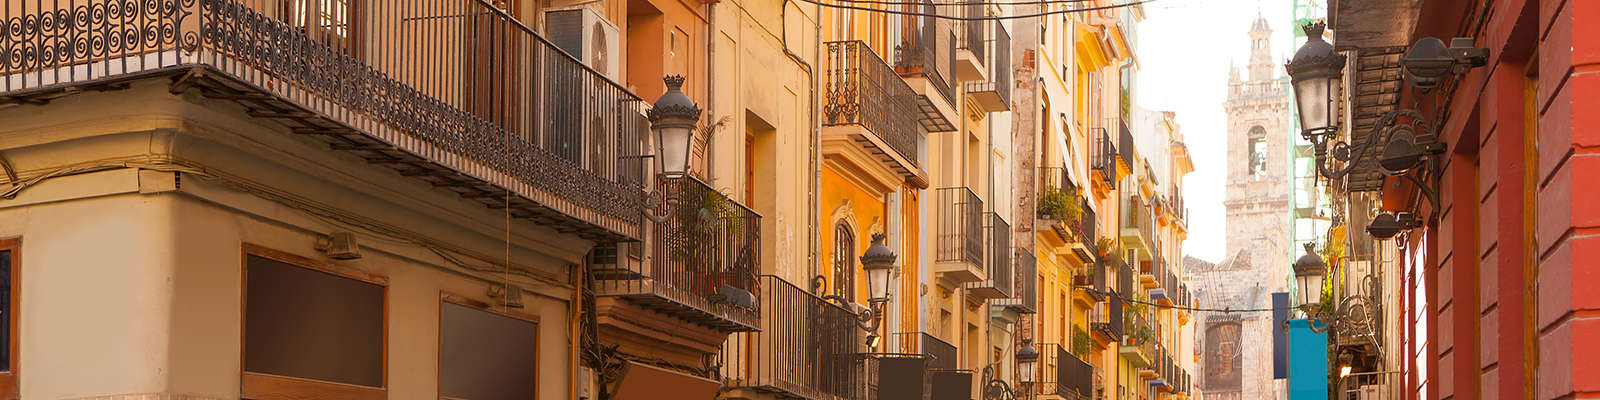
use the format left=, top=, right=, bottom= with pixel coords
left=1137, top=0, right=1298, bottom=263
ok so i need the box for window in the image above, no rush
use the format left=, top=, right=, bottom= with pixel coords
left=832, top=223, right=856, bottom=303
left=440, top=296, right=540, bottom=400
left=243, top=247, right=386, bottom=399
left=0, top=238, right=17, bottom=397
left=1247, top=127, right=1268, bottom=177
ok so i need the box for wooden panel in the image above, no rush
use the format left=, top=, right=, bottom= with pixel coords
left=241, top=372, right=385, bottom=400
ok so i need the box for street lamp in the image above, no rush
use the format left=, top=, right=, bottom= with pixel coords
left=813, top=233, right=896, bottom=337
left=647, top=75, right=701, bottom=178
left=1016, top=340, right=1039, bottom=383
left=861, top=233, right=897, bottom=304
left=1292, top=243, right=1327, bottom=314
left=1286, top=21, right=1487, bottom=238
left=1285, top=22, right=1345, bottom=143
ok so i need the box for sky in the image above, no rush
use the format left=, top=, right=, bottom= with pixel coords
left=1135, top=0, right=1299, bottom=263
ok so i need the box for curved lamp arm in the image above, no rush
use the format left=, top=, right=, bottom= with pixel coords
left=811, top=275, right=883, bottom=332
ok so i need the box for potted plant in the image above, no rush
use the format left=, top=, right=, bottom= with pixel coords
left=1037, top=188, right=1084, bottom=223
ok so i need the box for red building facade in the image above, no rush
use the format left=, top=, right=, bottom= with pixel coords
left=1333, top=0, right=1597, bottom=399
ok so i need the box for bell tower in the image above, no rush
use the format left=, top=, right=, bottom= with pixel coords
left=1189, top=15, right=1293, bottom=400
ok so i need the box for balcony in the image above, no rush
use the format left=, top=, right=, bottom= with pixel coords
left=839, top=352, right=932, bottom=400
left=994, top=249, right=1038, bottom=313
left=1089, top=128, right=1120, bottom=190
left=1029, top=343, right=1093, bottom=400
left=3, top=0, right=649, bottom=241
left=1118, top=312, right=1154, bottom=368
left=1072, top=260, right=1107, bottom=306
left=954, top=1, right=989, bottom=82
left=721, top=276, right=863, bottom=400
left=1120, top=192, right=1155, bottom=253
left=890, top=331, right=960, bottom=370
left=593, top=175, right=762, bottom=331
left=1117, top=117, right=1136, bottom=172
left=1089, top=297, right=1122, bottom=345
left=962, top=21, right=1010, bottom=113
left=894, top=1, right=957, bottom=133
left=935, top=187, right=985, bottom=283
left=823, top=41, right=928, bottom=187
left=964, top=213, right=1013, bottom=300
left=888, top=332, right=968, bottom=400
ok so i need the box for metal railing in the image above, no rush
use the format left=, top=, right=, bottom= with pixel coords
left=840, top=352, right=932, bottom=400
left=890, top=332, right=960, bottom=370
left=959, top=0, right=987, bottom=61
left=595, top=175, right=761, bottom=330
left=935, top=187, right=984, bottom=266
left=1117, top=117, right=1136, bottom=167
left=995, top=248, right=1037, bottom=313
left=1122, top=193, right=1154, bottom=246
left=1026, top=342, right=1072, bottom=399
left=895, top=0, right=954, bottom=106
left=721, top=275, right=862, bottom=399
left=1090, top=128, right=1117, bottom=187
left=961, top=20, right=1009, bottom=106
left=1058, top=345, right=1095, bottom=400
left=1091, top=295, right=1122, bottom=340
left=965, top=213, right=1013, bottom=298
left=2, top=0, right=654, bottom=240
left=824, top=40, right=922, bottom=167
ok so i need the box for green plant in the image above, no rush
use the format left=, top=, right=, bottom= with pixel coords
left=668, top=184, right=744, bottom=277
left=1037, top=188, right=1083, bottom=222
left=1073, top=326, right=1093, bottom=356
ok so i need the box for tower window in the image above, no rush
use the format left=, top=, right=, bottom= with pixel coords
left=1247, top=126, right=1268, bottom=176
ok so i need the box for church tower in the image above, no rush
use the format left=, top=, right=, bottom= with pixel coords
left=1186, top=14, right=1292, bottom=400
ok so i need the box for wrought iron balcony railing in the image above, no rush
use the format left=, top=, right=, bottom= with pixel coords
left=1024, top=342, right=1070, bottom=399
left=890, top=331, right=959, bottom=370
left=894, top=0, right=954, bottom=108
left=824, top=40, right=923, bottom=168
left=2, top=0, right=651, bottom=241
left=1090, top=128, right=1117, bottom=187
left=964, top=213, right=1013, bottom=299
left=1118, top=117, right=1137, bottom=169
left=593, top=175, right=761, bottom=331
left=1121, top=192, right=1155, bottom=248
left=935, top=187, right=983, bottom=268
left=721, top=275, right=862, bottom=400
left=839, top=352, right=932, bottom=400
left=994, top=248, right=1037, bottom=313
left=958, top=0, right=987, bottom=66
left=1091, top=295, right=1122, bottom=341
left=962, top=20, right=1009, bottom=112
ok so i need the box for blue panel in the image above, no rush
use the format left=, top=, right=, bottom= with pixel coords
left=1272, top=292, right=1289, bottom=379
left=1286, top=319, right=1328, bottom=400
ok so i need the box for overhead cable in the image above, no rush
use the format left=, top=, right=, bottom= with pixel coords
left=794, top=0, right=1156, bottom=20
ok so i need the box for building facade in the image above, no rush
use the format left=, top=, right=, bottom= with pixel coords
left=1287, top=0, right=1600, bottom=399
left=0, top=0, right=1198, bottom=399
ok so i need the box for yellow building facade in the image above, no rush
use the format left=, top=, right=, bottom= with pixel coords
left=0, top=0, right=1193, bottom=398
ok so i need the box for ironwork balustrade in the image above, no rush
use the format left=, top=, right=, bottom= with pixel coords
left=894, top=0, right=954, bottom=106
left=1, top=0, right=651, bottom=240
left=935, top=187, right=983, bottom=267
left=890, top=331, right=959, bottom=370
left=964, top=213, right=1013, bottom=298
left=594, top=175, right=761, bottom=331
left=823, top=40, right=922, bottom=167
left=961, top=19, right=1009, bottom=108
left=1090, top=127, right=1118, bottom=187
left=840, top=352, right=932, bottom=400
left=1024, top=342, right=1070, bottom=399
left=721, top=275, right=862, bottom=400
left=1122, top=193, right=1155, bottom=247
left=1117, top=117, right=1136, bottom=167
left=994, top=248, right=1037, bottom=313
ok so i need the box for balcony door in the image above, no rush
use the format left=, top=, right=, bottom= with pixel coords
left=465, top=1, right=524, bottom=135
left=281, top=0, right=363, bottom=58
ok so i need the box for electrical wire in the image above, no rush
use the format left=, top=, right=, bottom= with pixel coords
left=828, top=0, right=1096, bottom=7
left=794, top=0, right=1155, bottom=20
left=1073, top=286, right=1305, bottom=314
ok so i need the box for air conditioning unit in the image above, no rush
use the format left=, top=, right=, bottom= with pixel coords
left=544, top=6, right=621, bottom=80
left=1357, top=384, right=1384, bottom=400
